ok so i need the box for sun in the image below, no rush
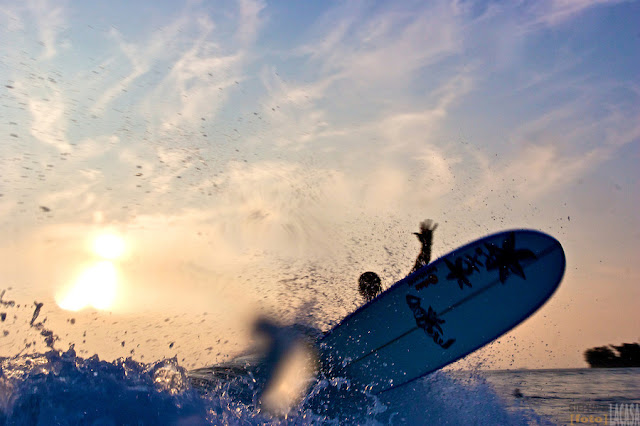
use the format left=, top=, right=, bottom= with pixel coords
left=57, top=261, right=117, bottom=311
left=56, top=233, right=127, bottom=312
left=93, top=233, right=126, bottom=260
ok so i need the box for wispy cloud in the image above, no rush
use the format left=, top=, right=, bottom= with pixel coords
left=466, top=78, right=640, bottom=203
left=235, top=0, right=266, bottom=47
left=19, top=81, right=72, bottom=152
left=298, top=1, right=462, bottom=90
left=90, top=17, right=189, bottom=114
left=0, top=5, right=24, bottom=32
left=1, top=0, right=634, bottom=227
left=528, top=0, right=630, bottom=27
left=26, top=0, right=67, bottom=60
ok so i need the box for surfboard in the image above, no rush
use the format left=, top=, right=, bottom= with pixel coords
left=318, top=229, right=565, bottom=395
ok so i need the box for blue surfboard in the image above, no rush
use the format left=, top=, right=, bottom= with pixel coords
left=318, top=229, right=565, bottom=395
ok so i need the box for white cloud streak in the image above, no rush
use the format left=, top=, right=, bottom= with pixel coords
left=528, top=0, right=631, bottom=27
left=26, top=0, right=67, bottom=60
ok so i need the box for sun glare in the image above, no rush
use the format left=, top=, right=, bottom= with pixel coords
left=93, top=233, right=126, bottom=260
left=57, top=233, right=126, bottom=312
left=57, top=261, right=118, bottom=311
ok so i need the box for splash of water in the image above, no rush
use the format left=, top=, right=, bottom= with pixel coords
left=0, top=291, right=549, bottom=424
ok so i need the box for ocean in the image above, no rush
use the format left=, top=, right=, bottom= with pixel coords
left=478, top=368, right=640, bottom=425
left=0, top=348, right=637, bottom=425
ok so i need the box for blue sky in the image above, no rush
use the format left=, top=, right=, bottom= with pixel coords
left=0, top=0, right=638, bottom=369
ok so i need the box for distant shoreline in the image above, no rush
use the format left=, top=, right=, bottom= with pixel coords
left=584, top=342, right=640, bottom=368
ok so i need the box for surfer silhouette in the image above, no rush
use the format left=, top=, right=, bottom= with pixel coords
left=358, top=219, right=438, bottom=302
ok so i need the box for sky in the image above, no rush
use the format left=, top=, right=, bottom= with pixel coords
left=0, top=0, right=638, bottom=370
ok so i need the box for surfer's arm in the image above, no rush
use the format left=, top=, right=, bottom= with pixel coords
left=410, top=219, right=438, bottom=274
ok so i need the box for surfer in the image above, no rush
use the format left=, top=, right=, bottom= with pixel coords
left=358, top=219, right=438, bottom=302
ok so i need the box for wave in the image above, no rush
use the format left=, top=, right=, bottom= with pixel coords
left=0, top=346, right=550, bottom=425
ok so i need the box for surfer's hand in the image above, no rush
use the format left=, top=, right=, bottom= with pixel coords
left=419, top=219, right=437, bottom=234
left=414, top=219, right=437, bottom=245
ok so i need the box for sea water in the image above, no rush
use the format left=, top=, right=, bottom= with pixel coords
left=479, top=368, right=640, bottom=425
left=1, top=347, right=638, bottom=425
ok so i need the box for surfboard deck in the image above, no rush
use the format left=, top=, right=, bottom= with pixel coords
left=318, top=229, right=566, bottom=395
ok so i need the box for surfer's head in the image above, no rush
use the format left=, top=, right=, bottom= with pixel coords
left=358, top=271, right=382, bottom=302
